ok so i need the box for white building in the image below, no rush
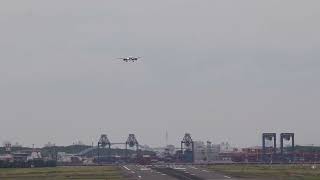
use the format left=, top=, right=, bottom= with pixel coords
left=27, top=151, right=42, bottom=161
left=220, top=142, right=233, bottom=152
left=193, top=141, right=220, bottom=163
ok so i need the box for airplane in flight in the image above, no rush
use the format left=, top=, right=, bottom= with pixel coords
left=117, top=56, right=141, bottom=62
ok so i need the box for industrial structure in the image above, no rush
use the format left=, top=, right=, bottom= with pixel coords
left=97, top=134, right=111, bottom=163
left=82, top=133, right=142, bottom=164
left=180, top=133, right=194, bottom=163
left=261, top=133, right=296, bottom=162
left=3, top=131, right=320, bottom=167
left=262, top=133, right=277, bottom=162
left=280, top=133, right=295, bottom=155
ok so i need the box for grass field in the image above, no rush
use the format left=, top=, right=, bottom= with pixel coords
left=0, top=166, right=123, bottom=180
left=208, top=164, right=320, bottom=180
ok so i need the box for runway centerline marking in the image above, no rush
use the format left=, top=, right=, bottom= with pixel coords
left=224, top=175, right=232, bottom=179
left=123, top=166, right=130, bottom=171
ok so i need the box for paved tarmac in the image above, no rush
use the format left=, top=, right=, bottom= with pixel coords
left=120, top=164, right=240, bottom=180
left=121, top=164, right=177, bottom=180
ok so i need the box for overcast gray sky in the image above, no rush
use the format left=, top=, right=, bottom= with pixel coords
left=0, top=0, right=319, bottom=148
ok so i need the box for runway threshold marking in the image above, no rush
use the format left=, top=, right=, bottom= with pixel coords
left=174, top=167, right=186, bottom=170
left=140, top=168, right=151, bottom=171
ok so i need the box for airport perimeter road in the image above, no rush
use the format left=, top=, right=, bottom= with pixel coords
left=120, top=164, right=240, bottom=180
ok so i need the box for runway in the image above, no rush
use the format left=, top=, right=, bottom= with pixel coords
left=120, top=164, right=237, bottom=180
left=121, top=164, right=177, bottom=180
